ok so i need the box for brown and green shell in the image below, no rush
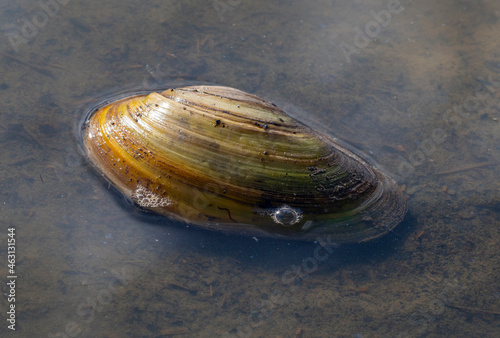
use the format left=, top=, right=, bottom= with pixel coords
left=82, top=85, right=407, bottom=242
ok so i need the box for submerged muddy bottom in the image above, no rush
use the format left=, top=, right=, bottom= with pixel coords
left=0, top=0, right=499, bottom=337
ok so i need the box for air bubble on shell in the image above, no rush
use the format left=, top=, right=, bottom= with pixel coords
left=132, top=185, right=172, bottom=208
left=270, top=205, right=302, bottom=226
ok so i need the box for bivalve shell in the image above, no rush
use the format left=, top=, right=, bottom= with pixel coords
left=82, top=85, right=407, bottom=242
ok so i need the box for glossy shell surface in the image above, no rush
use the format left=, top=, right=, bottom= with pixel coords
left=82, top=85, right=407, bottom=242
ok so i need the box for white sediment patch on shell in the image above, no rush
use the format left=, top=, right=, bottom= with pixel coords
left=132, top=185, right=172, bottom=208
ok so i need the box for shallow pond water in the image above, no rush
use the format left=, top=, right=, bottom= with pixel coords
left=0, top=0, right=499, bottom=337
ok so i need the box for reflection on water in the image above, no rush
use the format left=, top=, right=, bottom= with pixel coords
left=0, top=0, right=499, bottom=337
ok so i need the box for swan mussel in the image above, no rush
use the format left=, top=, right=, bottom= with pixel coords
left=82, top=85, right=407, bottom=242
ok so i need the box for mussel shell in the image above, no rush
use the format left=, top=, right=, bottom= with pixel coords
left=82, top=85, right=407, bottom=242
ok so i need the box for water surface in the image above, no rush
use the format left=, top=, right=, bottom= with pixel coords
left=0, top=0, right=499, bottom=337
